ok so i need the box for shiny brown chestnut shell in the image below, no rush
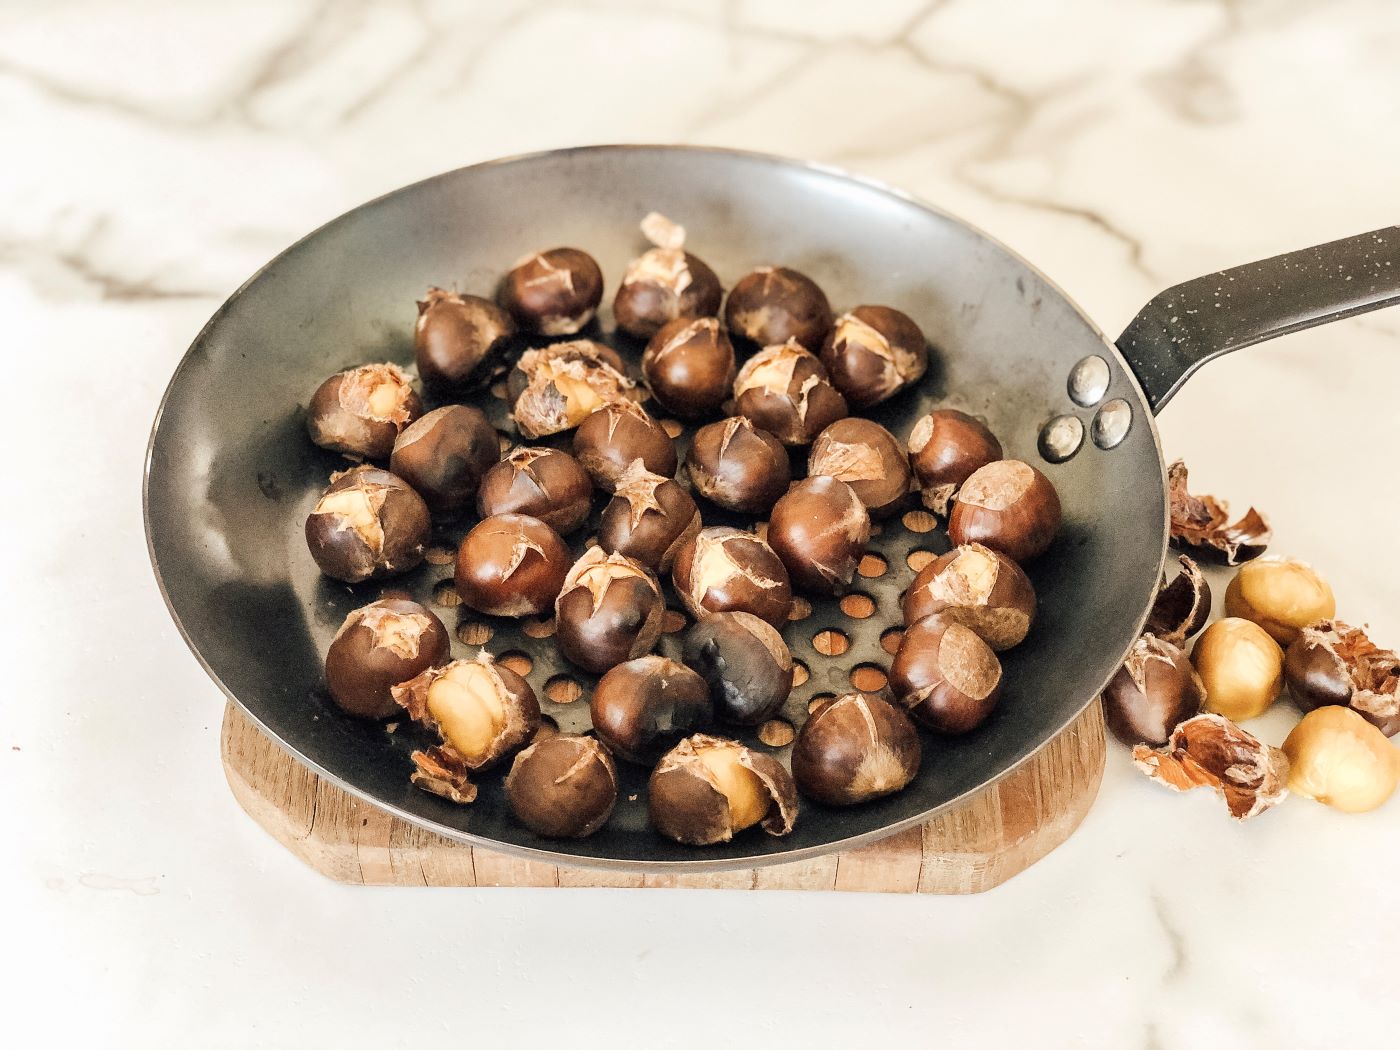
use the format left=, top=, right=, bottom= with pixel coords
left=324, top=598, right=450, bottom=719
left=767, top=477, right=870, bottom=595
left=889, top=615, right=1004, bottom=734
left=572, top=399, right=677, bottom=491
left=641, top=316, right=736, bottom=420
left=672, top=526, right=793, bottom=629
left=508, top=340, right=635, bottom=439
left=648, top=734, right=798, bottom=845
left=597, top=460, right=702, bottom=572
left=498, top=247, right=604, bottom=336
left=306, top=363, right=422, bottom=461
left=792, top=693, right=921, bottom=807
left=614, top=249, right=722, bottom=340
left=413, top=287, right=515, bottom=390
left=685, top=416, right=791, bottom=514
left=1103, top=633, right=1206, bottom=746
left=476, top=446, right=593, bottom=535
left=305, top=466, right=430, bottom=583
left=1285, top=620, right=1400, bottom=736
left=819, top=305, right=928, bottom=410
left=907, top=409, right=1003, bottom=515
left=389, top=404, right=500, bottom=516
left=505, top=734, right=618, bottom=838
left=732, top=339, right=848, bottom=446
left=590, top=655, right=713, bottom=764
left=723, top=266, right=833, bottom=352
left=808, top=417, right=912, bottom=518
left=682, top=611, right=793, bottom=726
left=554, top=548, right=665, bottom=674
left=947, top=459, right=1061, bottom=563
left=902, top=543, right=1036, bottom=651
left=454, top=513, right=570, bottom=617
left=1144, top=555, right=1212, bottom=646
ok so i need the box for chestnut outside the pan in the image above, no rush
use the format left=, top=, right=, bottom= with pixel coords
left=144, top=146, right=1168, bottom=870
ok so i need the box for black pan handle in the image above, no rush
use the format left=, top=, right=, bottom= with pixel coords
left=1117, top=227, right=1400, bottom=412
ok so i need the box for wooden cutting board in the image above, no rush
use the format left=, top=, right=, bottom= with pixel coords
left=221, top=697, right=1105, bottom=893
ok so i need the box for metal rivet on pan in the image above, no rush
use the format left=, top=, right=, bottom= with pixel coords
left=1068, top=355, right=1111, bottom=407
left=1092, top=399, right=1133, bottom=449
left=1038, top=414, right=1084, bottom=463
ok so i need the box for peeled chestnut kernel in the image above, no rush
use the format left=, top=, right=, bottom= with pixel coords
left=1103, top=633, right=1205, bottom=746
left=477, top=446, right=593, bottom=535
left=591, top=655, right=712, bottom=764
left=307, top=362, right=422, bottom=461
left=1285, top=621, right=1400, bottom=736
left=642, top=316, right=736, bottom=420
left=685, top=416, right=791, bottom=514
left=613, top=213, right=723, bottom=339
left=732, top=339, right=848, bottom=446
left=509, top=340, right=635, bottom=438
left=325, top=598, right=450, bottom=719
left=889, top=615, right=1004, bottom=734
left=672, top=527, right=793, bottom=629
left=454, top=513, right=569, bottom=617
left=505, top=734, right=617, bottom=838
left=554, top=548, right=665, bottom=674
left=649, top=734, right=798, bottom=845
left=1191, top=617, right=1283, bottom=722
left=902, top=543, right=1035, bottom=651
left=819, top=306, right=928, bottom=410
left=683, top=611, right=794, bottom=726
left=906, top=409, right=1002, bottom=515
left=792, top=693, right=921, bottom=806
left=1144, top=555, right=1211, bottom=646
left=498, top=247, right=603, bottom=336
left=947, top=459, right=1061, bottom=563
left=305, top=466, right=430, bottom=583
left=597, top=459, right=701, bottom=572
left=723, top=266, right=833, bottom=352
left=1224, top=557, right=1335, bottom=647
left=1283, top=706, right=1400, bottom=813
left=413, top=287, right=514, bottom=390
left=572, top=399, right=677, bottom=491
left=767, top=477, right=870, bottom=595
left=389, top=404, right=500, bottom=516
left=1133, top=713, right=1290, bottom=821
left=808, top=417, right=913, bottom=518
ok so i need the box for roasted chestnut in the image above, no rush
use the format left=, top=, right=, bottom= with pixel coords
left=907, top=409, right=1003, bottom=515
left=509, top=340, right=635, bottom=438
left=947, top=459, right=1061, bottom=563
left=648, top=734, right=798, bottom=845
left=613, top=213, right=723, bottom=339
left=792, top=693, right=921, bottom=806
left=723, top=266, right=832, bottom=352
left=1192, top=617, right=1283, bottom=722
left=889, top=615, right=1004, bottom=734
left=732, top=339, right=848, bottom=446
left=1283, top=706, right=1400, bottom=813
left=389, top=404, right=500, bottom=516
left=325, top=598, right=450, bottom=719
left=685, top=416, right=790, bottom=514
left=819, top=306, right=928, bottom=409
left=1103, top=633, right=1205, bottom=746
left=414, top=287, right=515, bottom=390
left=597, top=460, right=701, bottom=572
left=590, top=655, right=712, bottom=764
left=1224, top=557, right=1335, bottom=647
left=682, top=611, right=794, bottom=726
left=476, top=446, right=593, bottom=535
left=305, top=466, right=430, bottom=583
left=572, top=399, right=677, bottom=491
left=554, top=548, right=665, bottom=674
left=672, top=527, right=793, bottom=629
left=505, top=734, right=617, bottom=838
left=498, top=247, right=603, bottom=335
left=767, top=477, right=870, bottom=595
left=641, top=316, right=736, bottom=420
left=808, top=417, right=912, bottom=518
left=307, top=362, right=422, bottom=461
left=454, top=513, right=569, bottom=617
left=902, top=543, right=1035, bottom=651
left=1285, top=620, right=1400, bottom=736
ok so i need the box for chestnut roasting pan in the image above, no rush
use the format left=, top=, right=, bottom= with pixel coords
left=144, top=146, right=1400, bottom=871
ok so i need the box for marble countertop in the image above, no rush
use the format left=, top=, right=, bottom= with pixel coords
left=7, top=1, right=1400, bottom=1046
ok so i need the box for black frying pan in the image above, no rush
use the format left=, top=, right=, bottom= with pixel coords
left=143, top=146, right=1400, bottom=871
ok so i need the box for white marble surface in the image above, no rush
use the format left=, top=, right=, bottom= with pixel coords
left=7, top=1, right=1400, bottom=1046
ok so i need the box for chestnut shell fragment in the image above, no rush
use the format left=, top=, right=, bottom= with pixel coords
left=1133, top=713, right=1289, bottom=821
left=1285, top=620, right=1400, bottom=736
left=1167, top=459, right=1271, bottom=565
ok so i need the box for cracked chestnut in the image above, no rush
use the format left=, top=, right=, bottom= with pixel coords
left=414, top=287, right=514, bottom=390
left=792, top=693, right=921, bottom=806
left=723, top=266, right=832, bottom=352
left=613, top=213, right=722, bottom=339
left=1285, top=620, right=1400, bottom=736
left=305, top=466, right=430, bottom=583
left=572, top=399, right=677, bottom=491
left=906, top=409, right=1002, bottom=515
left=820, top=305, right=928, bottom=409
left=454, top=513, right=569, bottom=617
left=597, top=460, right=701, bottom=572
left=325, top=598, right=450, bottom=719
left=672, top=526, right=793, bottom=629
left=889, top=614, right=1004, bottom=734
left=947, top=459, right=1061, bottom=563
left=554, top=547, right=665, bottom=674
left=767, top=477, right=870, bottom=595
left=648, top=734, right=798, bottom=845
left=389, top=404, right=500, bottom=516
left=1103, top=633, right=1205, bottom=746
left=590, top=655, right=712, bottom=764
left=808, top=417, right=912, bottom=518
left=506, top=734, right=617, bottom=838
left=476, top=446, right=593, bottom=535
left=498, top=247, right=603, bottom=336
left=902, top=543, right=1035, bottom=651
left=732, top=339, right=848, bottom=446
left=307, top=362, right=422, bottom=461
left=642, top=316, right=736, bottom=420
left=685, top=416, right=790, bottom=514
left=509, top=340, right=635, bottom=438
left=682, top=611, right=793, bottom=726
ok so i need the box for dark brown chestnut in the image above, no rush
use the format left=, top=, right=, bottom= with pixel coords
left=649, top=734, right=798, bottom=845
left=947, top=459, right=1061, bottom=563
left=732, top=339, right=848, bottom=446
left=413, top=287, right=515, bottom=390
left=389, top=404, right=500, bottom=516
left=642, top=316, right=736, bottom=420
left=685, top=416, right=791, bottom=514
left=597, top=460, right=701, bottom=572
left=672, top=527, right=793, bottom=629
left=682, top=611, right=793, bottom=726
left=476, top=446, right=593, bottom=535
left=590, top=655, right=712, bottom=764
left=1144, top=555, right=1211, bottom=646
left=505, top=734, right=617, bottom=838
left=324, top=598, right=450, bottom=719
left=907, top=409, right=1003, bottom=515
left=1103, top=633, right=1206, bottom=746
left=808, top=417, right=912, bottom=518
left=305, top=466, right=430, bottom=583
left=554, top=548, right=665, bottom=674
left=819, top=306, right=928, bottom=409
left=454, top=513, right=569, bottom=617
left=613, top=213, right=722, bottom=339
left=498, top=247, right=603, bottom=336
left=306, top=363, right=422, bottom=461
left=889, top=615, right=1004, bottom=734
left=902, top=543, right=1036, bottom=651
left=791, top=693, right=921, bottom=806
left=723, top=266, right=832, bottom=352
left=572, top=399, right=677, bottom=491
left=509, top=340, right=635, bottom=438
left=1285, top=620, right=1400, bottom=736
left=767, top=477, right=870, bottom=595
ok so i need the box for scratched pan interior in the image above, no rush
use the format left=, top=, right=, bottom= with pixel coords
left=144, top=145, right=1167, bottom=870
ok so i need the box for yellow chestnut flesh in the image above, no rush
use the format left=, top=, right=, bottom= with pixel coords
left=1283, top=706, right=1400, bottom=813
left=1191, top=617, right=1283, bottom=721
left=695, top=743, right=769, bottom=831
left=1224, top=558, right=1335, bottom=647
left=426, top=662, right=507, bottom=761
